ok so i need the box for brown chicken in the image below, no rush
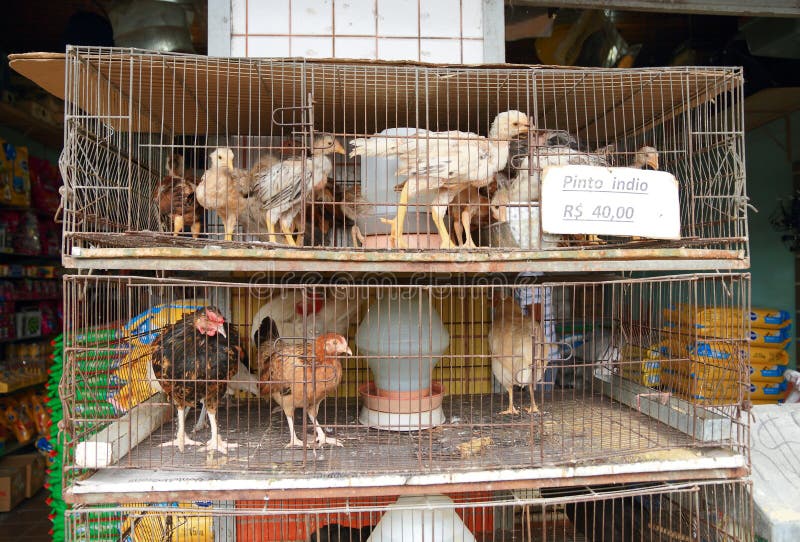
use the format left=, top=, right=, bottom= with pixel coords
left=449, top=186, right=494, bottom=248
left=153, top=153, right=202, bottom=237
left=196, top=148, right=249, bottom=241
left=257, top=328, right=352, bottom=448
left=488, top=295, right=546, bottom=415
left=150, top=306, right=243, bottom=454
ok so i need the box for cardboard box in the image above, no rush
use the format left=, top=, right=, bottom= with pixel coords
left=0, top=464, right=26, bottom=511
left=1, top=453, right=45, bottom=498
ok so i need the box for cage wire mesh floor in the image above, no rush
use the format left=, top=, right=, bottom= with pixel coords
left=67, top=391, right=745, bottom=504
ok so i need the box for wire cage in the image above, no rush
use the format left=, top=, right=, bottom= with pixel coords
left=60, top=272, right=750, bottom=500
left=64, top=480, right=753, bottom=542
left=58, top=47, right=747, bottom=271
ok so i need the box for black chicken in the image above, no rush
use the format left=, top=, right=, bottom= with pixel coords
left=151, top=306, right=242, bottom=454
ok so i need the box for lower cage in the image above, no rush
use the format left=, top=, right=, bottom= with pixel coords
left=61, top=273, right=750, bottom=494
left=64, top=480, right=753, bottom=542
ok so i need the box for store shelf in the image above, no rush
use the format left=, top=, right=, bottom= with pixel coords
left=0, top=332, right=58, bottom=345
left=0, top=436, right=35, bottom=459
left=0, top=375, right=47, bottom=394
left=0, top=101, right=62, bottom=149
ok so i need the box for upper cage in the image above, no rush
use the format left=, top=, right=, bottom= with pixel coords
left=27, top=46, right=748, bottom=272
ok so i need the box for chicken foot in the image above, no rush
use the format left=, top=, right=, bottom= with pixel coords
left=308, top=402, right=342, bottom=447
left=201, top=409, right=238, bottom=454
left=499, top=387, right=520, bottom=416
left=160, top=406, right=203, bottom=452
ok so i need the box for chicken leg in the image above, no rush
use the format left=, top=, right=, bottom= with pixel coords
left=190, top=221, right=202, bottom=238
left=280, top=219, right=298, bottom=247
left=430, top=193, right=457, bottom=249
left=160, top=406, right=203, bottom=452
left=281, top=404, right=306, bottom=448
left=380, top=181, right=411, bottom=249
left=223, top=213, right=238, bottom=242
left=461, top=208, right=477, bottom=248
left=173, top=215, right=185, bottom=236
left=526, top=384, right=539, bottom=414
left=202, top=409, right=238, bottom=454
left=266, top=218, right=279, bottom=244
left=308, top=402, right=342, bottom=447
left=499, top=387, right=520, bottom=416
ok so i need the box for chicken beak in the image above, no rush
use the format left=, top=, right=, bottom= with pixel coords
left=517, top=122, right=530, bottom=135
left=345, top=347, right=353, bottom=356
left=647, top=154, right=659, bottom=170
left=217, top=324, right=227, bottom=338
left=334, top=140, right=347, bottom=155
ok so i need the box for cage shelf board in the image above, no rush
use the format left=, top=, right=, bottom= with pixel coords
left=65, top=245, right=748, bottom=273
left=64, top=392, right=747, bottom=504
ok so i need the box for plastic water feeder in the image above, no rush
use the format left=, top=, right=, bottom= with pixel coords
left=366, top=495, right=477, bottom=542
left=355, top=290, right=449, bottom=431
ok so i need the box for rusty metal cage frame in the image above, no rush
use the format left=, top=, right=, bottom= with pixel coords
left=58, top=46, right=748, bottom=272
left=64, top=480, right=754, bottom=542
left=60, top=272, right=750, bottom=504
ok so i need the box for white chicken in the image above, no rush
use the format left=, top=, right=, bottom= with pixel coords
left=349, top=111, right=531, bottom=249
left=196, top=148, right=249, bottom=241
left=252, top=134, right=345, bottom=246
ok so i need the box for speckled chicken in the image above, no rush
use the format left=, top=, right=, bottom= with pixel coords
left=153, top=153, right=202, bottom=237
left=253, top=135, right=345, bottom=246
left=257, top=329, right=351, bottom=448
left=488, top=295, right=546, bottom=415
left=196, top=148, right=249, bottom=241
left=150, top=306, right=243, bottom=454
left=349, top=111, right=531, bottom=249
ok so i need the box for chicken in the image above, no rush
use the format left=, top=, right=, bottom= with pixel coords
left=258, top=331, right=352, bottom=448
left=488, top=295, right=546, bottom=415
left=150, top=306, right=242, bottom=454
left=449, top=186, right=494, bottom=248
left=631, top=145, right=659, bottom=170
left=196, top=148, right=249, bottom=241
left=349, top=111, right=531, bottom=249
left=253, top=134, right=346, bottom=246
left=153, top=153, right=202, bottom=237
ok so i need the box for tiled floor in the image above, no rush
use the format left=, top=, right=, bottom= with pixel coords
left=0, top=490, right=51, bottom=542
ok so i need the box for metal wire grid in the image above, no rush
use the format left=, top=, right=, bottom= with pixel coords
left=63, top=480, right=753, bottom=542
left=59, top=46, right=747, bottom=259
left=59, top=273, right=749, bottom=490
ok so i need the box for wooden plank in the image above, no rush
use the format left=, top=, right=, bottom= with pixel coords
left=597, top=372, right=734, bottom=442
left=75, top=393, right=172, bottom=469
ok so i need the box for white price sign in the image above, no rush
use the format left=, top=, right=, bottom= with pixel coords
left=541, top=165, right=681, bottom=239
